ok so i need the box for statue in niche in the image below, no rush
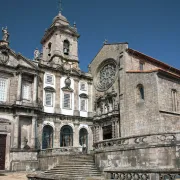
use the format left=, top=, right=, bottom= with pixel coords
left=34, top=48, right=40, bottom=60
left=23, top=137, right=30, bottom=149
left=2, top=27, right=9, bottom=42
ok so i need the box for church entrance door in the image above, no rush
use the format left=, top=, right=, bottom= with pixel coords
left=0, top=134, right=6, bottom=170
left=79, top=128, right=88, bottom=153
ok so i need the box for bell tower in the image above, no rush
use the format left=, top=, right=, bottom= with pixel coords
left=40, top=7, right=80, bottom=68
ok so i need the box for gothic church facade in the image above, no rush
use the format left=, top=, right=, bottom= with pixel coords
left=0, top=10, right=180, bottom=180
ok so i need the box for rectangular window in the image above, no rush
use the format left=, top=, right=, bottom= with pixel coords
left=80, top=98, right=86, bottom=111
left=172, top=89, right=177, bottom=112
left=46, top=74, right=54, bottom=84
left=80, top=83, right=86, bottom=91
left=63, top=93, right=71, bottom=109
left=139, top=62, right=144, bottom=71
left=22, top=83, right=30, bottom=100
left=45, top=92, right=53, bottom=106
left=0, top=78, right=7, bottom=102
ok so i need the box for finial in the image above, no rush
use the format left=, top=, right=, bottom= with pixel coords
left=103, top=39, right=108, bottom=45
left=58, top=0, right=63, bottom=14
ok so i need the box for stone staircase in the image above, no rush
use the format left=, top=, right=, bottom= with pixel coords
left=30, top=155, right=104, bottom=180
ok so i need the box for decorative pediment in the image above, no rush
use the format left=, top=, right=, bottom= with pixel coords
left=61, top=76, right=74, bottom=92
left=44, top=86, right=56, bottom=92
left=79, top=93, right=88, bottom=99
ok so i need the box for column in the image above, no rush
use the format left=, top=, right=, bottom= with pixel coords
left=13, top=115, right=19, bottom=148
left=115, top=118, right=120, bottom=138
left=112, top=121, right=115, bottom=138
left=88, top=82, right=93, bottom=117
left=33, top=75, right=37, bottom=103
left=99, top=124, right=103, bottom=141
left=17, top=72, right=22, bottom=101
left=73, top=78, right=79, bottom=116
left=31, top=116, right=37, bottom=149
left=55, top=74, right=61, bottom=113
left=73, top=123, right=79, bottom=147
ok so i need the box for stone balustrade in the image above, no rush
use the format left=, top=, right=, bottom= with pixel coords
left=104, top=169, right=180, bottom=180
left=38, top=147, right=83, bottom=156
left=94, top=132, right=180, bottom=151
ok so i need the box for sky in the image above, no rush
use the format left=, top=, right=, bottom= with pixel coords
left=0, top=0, right=179, bottom=72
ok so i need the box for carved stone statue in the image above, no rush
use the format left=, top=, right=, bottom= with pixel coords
left=23, top=137, right=30, bottom=149
left=2, top=27, right=9, bottom=42
left=34, top=48, right=40, bottom=60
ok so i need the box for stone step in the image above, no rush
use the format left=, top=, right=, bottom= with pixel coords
left=45, top=170, right=101, bottom=173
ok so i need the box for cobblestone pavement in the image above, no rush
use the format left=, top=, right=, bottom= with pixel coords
left=0, top=172, right=27, bottom=180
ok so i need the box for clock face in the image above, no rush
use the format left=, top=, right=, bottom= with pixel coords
left=0, top=50, right=9, bottom=64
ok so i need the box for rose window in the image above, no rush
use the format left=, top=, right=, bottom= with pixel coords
left=96, top=61, right=116, bottom=91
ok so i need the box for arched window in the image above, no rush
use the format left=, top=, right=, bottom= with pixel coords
left=42, top=125, right=53, bottom=149
left=48, top=42, right=52, bottom=56
left=79, top=128, right=88, bottom=147
left=60, top=125, right=73, bottom=147
left=137, top=84, right=144, bottom=101
left=63, top=40, right=70, bottom=55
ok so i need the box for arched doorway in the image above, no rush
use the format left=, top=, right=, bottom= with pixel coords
left=60, top=125, right=73, bottom=147
left=42, top=125, right=53, bottom=149
left=79, top=128, right=88, bottom=151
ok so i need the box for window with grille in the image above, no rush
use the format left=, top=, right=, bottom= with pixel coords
left=0, top=78, right=7, bottom=102
left=80, top=98, right=86, bottom=111
left=80, top=83, right=86, bottom=91
left=63, top=93, right=71, bottom=109
left=45, top=92, right=53, bottom=106
left=46, top=74, right=54, bottom=84
left=22, top=83, right=30, bottom=100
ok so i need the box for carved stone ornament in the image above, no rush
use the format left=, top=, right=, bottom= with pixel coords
left=61, top=76, right=74, bottom=92
left=0, top=49, right=9, bottom=64
left=95, top=59, right=117, bottom=91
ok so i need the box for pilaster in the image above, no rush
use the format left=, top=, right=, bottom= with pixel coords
left=55, top=74, right=61, bottom=113
left=13, top=115, right=19, bottom=148
left=33, top=75, right=37, bottom=103
left=31, top=116, right=37, bottom=148
left=73, top=78, right=80, bottom=116
left=17, top=72, right=22, bottom=101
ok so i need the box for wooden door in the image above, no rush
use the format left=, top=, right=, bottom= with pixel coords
left=0, top=134, right=6, bottom=170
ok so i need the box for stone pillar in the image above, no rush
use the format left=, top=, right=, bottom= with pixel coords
left=88, top=82, right=93, bottom=117
left=31, top=116, right=37, bottom=148
left=73, top=122, right=79, bottom=147
left=115, top=118, right=120, bottom=138
left=99, top=125, right=103, bottom=141
left=112, top=121, right=115, bottom=138
left=17, top=72, right=22, bottom=101
left=73, top=78, right=80, bottom=116
left=33, top=75, right=37, bottom=103
left=55, top=74, right=61, bottom=113
left=96, top=125, right=99, bottom=142
left=13, top=115, right=19, bottom=148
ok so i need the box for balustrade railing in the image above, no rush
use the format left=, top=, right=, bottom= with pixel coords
left=94, top=132, right=180, bottom=151
left=39, top=146, right=83, bottom=156
left=105, top=170, right=180, bottom=180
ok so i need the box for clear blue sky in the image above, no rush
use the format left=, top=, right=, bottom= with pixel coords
left=0, top=0, right=179, bottom=72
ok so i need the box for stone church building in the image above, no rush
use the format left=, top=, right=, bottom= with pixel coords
left=0, top=10, right=180, bottom=180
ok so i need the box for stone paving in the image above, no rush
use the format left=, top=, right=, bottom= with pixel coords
left=0, top=172, right=27, bottom=180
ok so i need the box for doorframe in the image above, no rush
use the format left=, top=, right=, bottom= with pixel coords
left=0, top=132, right=10, bottom=170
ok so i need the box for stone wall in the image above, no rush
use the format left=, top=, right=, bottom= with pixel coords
left=94, top=132, right=180, bottom=172
left=10, top=150, right=38, bottom=171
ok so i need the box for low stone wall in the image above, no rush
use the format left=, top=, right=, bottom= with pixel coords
left=104, top=169, right=180, bottom=180
left=10, top=149, right=38, bottom=171
left=94, top=132, right=180, bottom=173
left=38, top=148, right=86, bottom=171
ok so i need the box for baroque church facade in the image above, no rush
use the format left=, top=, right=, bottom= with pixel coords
left=0, top=10, right=180, bottom=180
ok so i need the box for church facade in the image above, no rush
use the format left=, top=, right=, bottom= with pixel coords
left=0, top=10, right=180, bottom=180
